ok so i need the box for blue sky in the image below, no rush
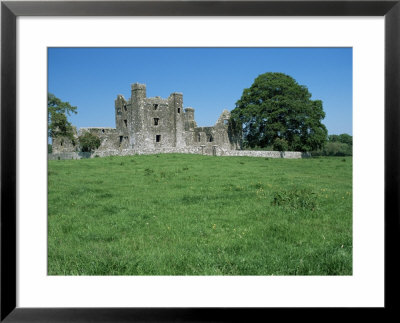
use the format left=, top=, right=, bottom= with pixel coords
left=48, top=47, right=352, bottom=135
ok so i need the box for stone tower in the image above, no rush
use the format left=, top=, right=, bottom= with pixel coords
left=117, top=83, right=187, bottom=151
left=115, top=94, right=129, bottom=149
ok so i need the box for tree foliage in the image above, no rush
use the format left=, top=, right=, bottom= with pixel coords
left=230, top=72, right=328, bottom=151
left=328, top=134, right=352, bottom=146
left=78, top=132, right=101, bottom=152
left=323, top=142, right=352, bottom=156
left=272, top=138, right=288, bottom=152
left=311, top=133, right=352, bottom=156
left=48, top=93, right=77, bottom=140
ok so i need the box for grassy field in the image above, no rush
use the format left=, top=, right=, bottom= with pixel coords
left=48, top=154, right=352, bottom=275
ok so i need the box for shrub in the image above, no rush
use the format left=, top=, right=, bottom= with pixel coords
left=78, top=132, right=101, bottom=152
left=273, top=138, right=289, bottom=151
left=311, top=142, right=352, bottom=157
left=311, top=133, right=352, bottom=157
left=324, top=142, right=351, bottom=156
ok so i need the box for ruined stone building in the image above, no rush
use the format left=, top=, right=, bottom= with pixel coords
left=51, top=83, right=308, bottom=159
left=53, top=83, right=240, bottom=156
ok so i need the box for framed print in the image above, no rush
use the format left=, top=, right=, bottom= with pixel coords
left=1, top=0, right=399, bottom=321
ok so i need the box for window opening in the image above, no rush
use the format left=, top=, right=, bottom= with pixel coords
left=154, top=104, right=158, bottom=110
left=209, top=135, right=213, bottom=142
left=224, top=119, right=229, bottom=125
left=156, top=135, right=161, bottom=142
left=124, top=120, right=127, bottom=127
left=178, top=108, right=181, bottom=114
left=154, top=118, right=159, bottom=126
left=124, top=104, right=127, bottom=112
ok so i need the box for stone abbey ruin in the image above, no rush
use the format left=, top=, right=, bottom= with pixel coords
left=51, top=83, right=308, bottom=159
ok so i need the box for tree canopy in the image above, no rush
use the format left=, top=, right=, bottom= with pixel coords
left=48, top=93, right=77, bottom=140
left=230, top=72, right=328, bottom=152
left=328, top=133, right=352, bottom=146
left=310, top=133, right=352, bottom=156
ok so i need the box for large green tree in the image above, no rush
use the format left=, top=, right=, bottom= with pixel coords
left=231, top=72, right=328, bottom=151
left=48, top=93, right=77, bottom=140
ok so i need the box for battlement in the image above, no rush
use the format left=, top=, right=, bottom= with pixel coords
left=131, top=83, right=146, bottom=91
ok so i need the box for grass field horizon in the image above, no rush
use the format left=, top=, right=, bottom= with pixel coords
left=48, top=154, right=352, bottom=275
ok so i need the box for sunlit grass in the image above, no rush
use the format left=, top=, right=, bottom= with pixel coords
left=48, top=154, right=352, bottom=275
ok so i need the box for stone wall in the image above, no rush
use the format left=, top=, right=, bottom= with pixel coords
left=52, top=127, right=78, bottom=154
left=52, top=137, right=78, bottom=153
left=48, top=152, right=92, bottom=160
left=219, top=150, right=311, bottom=159
left=49, top=149, right=309, bottom=160
left=78, top=127, right=121, bottom=150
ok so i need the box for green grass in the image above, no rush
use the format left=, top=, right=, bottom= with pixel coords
left=48, top=154, right=352, bottom=275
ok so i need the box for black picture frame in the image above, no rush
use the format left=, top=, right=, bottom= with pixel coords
left=1, top=1, right=399, bottom=321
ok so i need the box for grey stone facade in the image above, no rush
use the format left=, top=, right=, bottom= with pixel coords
left=52, top=83, right=240, bottom=155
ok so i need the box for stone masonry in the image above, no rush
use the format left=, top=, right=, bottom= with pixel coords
left=51, top=83, right=308, bottom=159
